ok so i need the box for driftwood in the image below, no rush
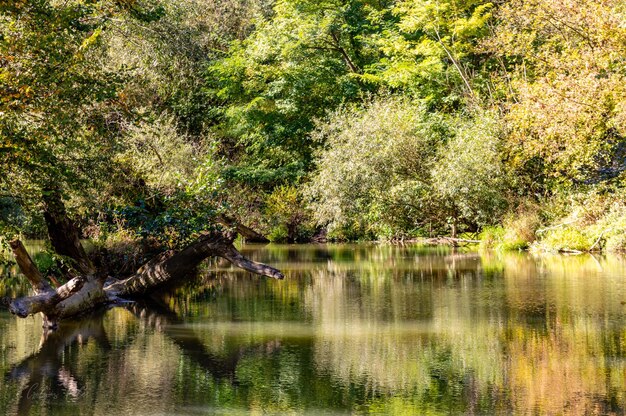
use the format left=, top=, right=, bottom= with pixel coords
left=404, top=237, right=481, bottom=247
left=5, top=192, right=283, bottom=329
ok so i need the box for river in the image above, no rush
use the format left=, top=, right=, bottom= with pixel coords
left=1, top=243, right=625, bottom=414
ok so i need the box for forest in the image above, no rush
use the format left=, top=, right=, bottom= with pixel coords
left=2, top=0, right=626, bottom=269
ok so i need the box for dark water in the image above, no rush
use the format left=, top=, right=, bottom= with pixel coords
left=1, top=244, right=626, bottom=415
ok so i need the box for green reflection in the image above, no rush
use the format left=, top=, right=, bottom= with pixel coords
left=1, top=244, right=626, bottom=414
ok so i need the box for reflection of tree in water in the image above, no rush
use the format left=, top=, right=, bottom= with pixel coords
left=7, top=309, right=111, bottom=415
left=305, top=252, right=626, bottom=414
left=4, top=302, right=283, bottom=415
left=3, top=246, right=626, bottom=414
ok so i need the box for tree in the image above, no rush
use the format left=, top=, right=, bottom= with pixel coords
left=366, top=0, right=495, bottom=108
left=1, top=1, right=283, bottom=328
left=0, top=0, right=123, bottom=204
left=305, top=96, right=448, bottom=239
left=431, top=111, right=508, bottom=235
left=209, top=0, right=389, bottom=187
left=487, top=0, right=626, bottom=189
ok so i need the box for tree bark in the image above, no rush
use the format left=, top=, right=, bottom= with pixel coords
left=8, top=240, right=52, bottom=294
left=105, top=231, right=282, bottom=299
left=42, top=190, right=94, bottom=275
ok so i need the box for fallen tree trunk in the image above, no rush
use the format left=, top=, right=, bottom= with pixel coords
left=216, top=214, right=270, bottom=244
left=5, top=191, right=284, bottom=329
left=105, top=231, right=283, bottom=298
left=7, top=230, right=283, bottom=328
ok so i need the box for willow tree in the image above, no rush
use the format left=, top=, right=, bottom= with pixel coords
left=0, top=0, right=283, bottom=328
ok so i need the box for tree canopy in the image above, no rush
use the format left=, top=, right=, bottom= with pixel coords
left=2, top=0, right=626, bottom=247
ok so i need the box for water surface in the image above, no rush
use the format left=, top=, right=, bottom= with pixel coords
left=1, top=244, right=626, bottom=415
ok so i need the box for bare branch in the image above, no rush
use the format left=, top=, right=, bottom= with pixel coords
left=9, top=239, right=53, bottom=295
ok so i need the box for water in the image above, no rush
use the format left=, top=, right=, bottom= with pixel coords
left=1, top=244, right=626, bottom=415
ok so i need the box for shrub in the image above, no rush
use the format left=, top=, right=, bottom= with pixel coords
left=479, top=226, right=505, bottom=249
left=121, top=114, right=206, bottom=194
left=264, top=185, right=313, bottom=242
left=95, top=227, right=158, bottom=277
left=267, top=224, right=289, bottom=243
left=431, top=111, right=510, bottom=231
left=305, top=96, right=448, bottom=240
left=537, top=228, right=595, bottom=252
left=606, top=233, right=626, bottom=252
left=500, top=210, right=542, bottom=250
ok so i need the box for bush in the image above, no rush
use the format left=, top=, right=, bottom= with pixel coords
left=267, top=224, right=289, bottom=243
left=479, top=207, right=542, bottom=250
left=500, top=210, right=541, bottom=250
left=606, top=233, right=626, bottom=252
left=95, top=227, right=158, bottom=277
left=305, top=96, right=448, bottom=240
left=537, top=228, right=595, bottom=252
left=479, top=226, right=505, bottom=249
left=122, top=114, right=206, bottom=194
left=431, top=111, right=509, bottom=230
left=530, top=192, right=626, bottom=252
left=586, top=200, right=626, bottom=252
left=264, top=185, right=313, bottom=242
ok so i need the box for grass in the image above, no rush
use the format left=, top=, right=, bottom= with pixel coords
left=479, top=210, right=541, bottom=251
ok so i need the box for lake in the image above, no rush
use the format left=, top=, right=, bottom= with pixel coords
left=1, top=243, right=626, bottom=415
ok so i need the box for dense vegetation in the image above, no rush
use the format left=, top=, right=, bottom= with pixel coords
left=2, top=0, right=626, bottom=255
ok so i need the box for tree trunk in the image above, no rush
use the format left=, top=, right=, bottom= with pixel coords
left=8, top=240, right=52, bottom=294
left=6, top=198, right=283, bottom=328
left=42, top=189, right=94, bottom=275
left=216, top=214, right=270, bottom=243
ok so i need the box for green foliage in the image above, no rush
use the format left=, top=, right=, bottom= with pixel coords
left=478, top=226, right=504, bottom=250
left=3, top=0, right=626, bottom=249
left=31, top=251, right=59, bottom=277
left=103, top=0, right=267, bottom=136
left=307, top=97, right=510, bottom=240
left=103, top=182, right=224, bottom=250
left=488, top=0, right=626, bottom=188
left=531, top=193, right=626, bottom=253
left=306, top=96, right=446, bottom=239
left=119, top=113, right=207, bottom=194
left=0, top=0, right=130, bottom=202
left=209, top=0, right=387, bottom=186
left=538, top=228, right=595, bottom=252
left=0, top=197, right=45, bottom=238
left=593, top=204, right=626, bottom=252
left=500, top=211, right=541, bottom=250
left=605, top=234, right=626, bottom=252
left=370, top=0, right=495, bottom=108
left=480, top=210, right=541, bottom=251
left=431, top=111, right=509, bottom=230
left=264, top=185, right=313, bottom=242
